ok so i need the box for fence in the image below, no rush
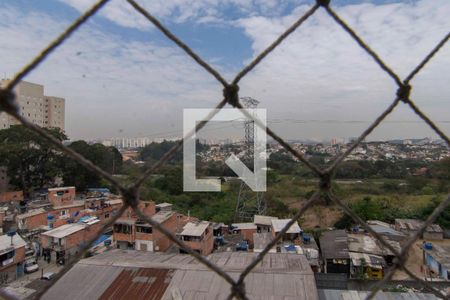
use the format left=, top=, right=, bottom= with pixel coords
left=0, top=0, right=449, bottom=299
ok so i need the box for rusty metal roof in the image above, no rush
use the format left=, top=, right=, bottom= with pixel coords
left=42, top=250, right=318, bottom=300
left=99, top=268, right=174, bottom=300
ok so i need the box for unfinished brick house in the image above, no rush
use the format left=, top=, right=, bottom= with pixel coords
left=47, top=186, right=76, bottom=206
left=40, top=218, right=101, bottom=259
left=178, top=221, right=213, bottom=255
left=113, top=202, right=179, bottom=252
left=0, top=234, right=26, bottom=281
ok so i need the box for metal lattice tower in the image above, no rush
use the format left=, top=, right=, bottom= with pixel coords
left=234, top=97, right=266, bottom=222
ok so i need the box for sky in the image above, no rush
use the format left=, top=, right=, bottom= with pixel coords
left=0, top=0, right=449, bottom=142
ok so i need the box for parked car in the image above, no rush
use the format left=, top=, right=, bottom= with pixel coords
left=24, top=259, right=39, bottom=273
left=41, top=272, right=55, bottom=280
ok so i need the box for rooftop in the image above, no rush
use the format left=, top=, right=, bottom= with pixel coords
left=348, top=234, right=383, bottom=256
left=155, top=202, right=172, bottom=208
left=179, top=221, right=210, bottom=237
left=47, top=186, right=75, bottom=192
left=42, top=250, right=317, bottom=300
left=395, top=218, right=443, bottom=233
left=151, top=211, right=174, bottom=224
left=368, top=224, right=405, bottom=238
left=41, top=223, right=86, bottom=239
left=423, top=243, right=450, bottom=269
left=16, top=208, right=46, bottom=220
left=115, top=218, right=136, bottom=225
left=318, top=289, right=439, bottom=300
left=231, top=223, right=257, bottom=230
left=105, top=199, right=123, bottom=206
left=0, top=234, right=26, bottom=252
left=253, top=232, right=275, bottom=252
left=348, top=252, right=385, bottom=269
left=319, top=230, right=349, bottom=260
left=271, top=219, right=301, bottom=234
left=253, top=215, right=278, bottom=226
left=52, top=200, right=85, bottom=210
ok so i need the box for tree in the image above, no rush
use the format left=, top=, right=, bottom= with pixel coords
left=417, top=196, right=450, bottom=229
left=0, top=125, right=67, bottom=196
left=154, top=166, right=183, bottom=195
left=62, top=141, right=122, bottom=190
left=140, top=140, right=182, bottom=163
left=334, top=197, right=383, bottom=229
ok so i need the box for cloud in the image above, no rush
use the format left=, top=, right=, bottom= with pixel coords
left=0, top=5, right=222, bottom=139
left=58, top=0, right=301, bottom=29
left=1, top=0, right=449, bottom=141
left=236, top=0, right=450, bottom=140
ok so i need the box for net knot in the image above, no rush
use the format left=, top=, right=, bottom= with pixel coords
left=396, top=84, right=411, bottom=103
left=316, top=0, right=331, bottom=7
left=123, top=187, right=140, bottom=208
left=223, top=84, right=240, bottom=107
left=0, top=89, right=19, bottom=115
left=231, top=282, right=246, bottom=299
left=319, top=173, right=331, bottom=192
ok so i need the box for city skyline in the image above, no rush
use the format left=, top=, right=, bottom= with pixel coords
left=0, top=0, right=449, bottom=141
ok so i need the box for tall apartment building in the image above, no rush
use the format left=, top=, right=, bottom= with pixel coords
left=108, top=137, right=152, bottom=149
left=0, top=79, right=65, bottom=131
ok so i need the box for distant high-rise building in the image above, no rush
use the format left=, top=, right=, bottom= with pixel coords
left=0, top=80, right=65, bottom=131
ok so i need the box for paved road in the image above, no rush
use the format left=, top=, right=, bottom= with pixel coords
left=1, top=258, right=65, bottom=299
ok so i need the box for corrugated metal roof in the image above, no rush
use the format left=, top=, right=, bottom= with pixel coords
left=349, top=252, right=385, bottom=269
left=231, top=223, right=257, bottom=230
left=41, top=223, right=86, bottom=239
left=43, top=250, right=318, bottom=300
left=348, top=234, right=383, bottom=256
left=423, top=243, right=450, bottom=269
left=271, top=219, right=301, bottom=233
left=42, top=264, right=122, bottom=300
left=99, top=268, right=174, bottom=300
left=319, top=230, right=349, bottom=260
left=318, top=289, right=439, bottom=300
left=253, top=215, right=278, bottom=226
left=179, top=221, right=210, bottom=237
left=369, top=224, right=405, bottom=237
left=395, top=218, right=443, bottom=233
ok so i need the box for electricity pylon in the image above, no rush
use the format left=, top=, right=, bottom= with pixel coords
left=234, top=97, right=266, bottom=222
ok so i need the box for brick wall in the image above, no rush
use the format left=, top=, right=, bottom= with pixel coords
left=0, top=191, right=23, bottom=203
left=48, top=187, right=75, bottom=206
left=18, top=211, right=48, bottom=230
left=182, top=225, right=214, bottom=255
left=240, top=228, right=257, bottom=248
left=152, top=213, right=177, bottom=252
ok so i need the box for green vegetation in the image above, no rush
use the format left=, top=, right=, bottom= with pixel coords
left=1, top=126, right=449, bottom=228
left=0, top=126, right=122, bottom=195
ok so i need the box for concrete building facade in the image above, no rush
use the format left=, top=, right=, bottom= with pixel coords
left=0, top=80, right=65, bottom=131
